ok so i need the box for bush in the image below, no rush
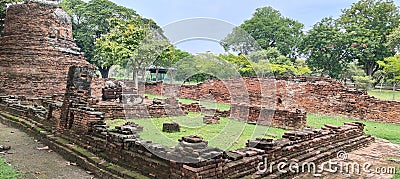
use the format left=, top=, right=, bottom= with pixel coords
left=353, top=75, right=375, bottom=91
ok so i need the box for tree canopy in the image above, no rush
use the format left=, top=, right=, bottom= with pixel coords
left=339, top=0, right=399, bottom=77
left=378, top=54, right=400, bottom=83
left=61, top=0, right=160, bottom=78
left=302, top=17, right=353, bottom=78
left=221, top=6, right=304, bottom=59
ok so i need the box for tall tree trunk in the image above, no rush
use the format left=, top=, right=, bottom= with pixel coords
left=365, top=62, right=377, bottom=77
left=99, top=67, right=110, bottom=79
left=393, top=82, right=396, bottom=101
left=133, top=69, right=139, bottom=90
left=372, top=75, right=384, bottom=88
left=169, top=69, right=174, bottom=85
left=141, top=69, right=146, bottom=81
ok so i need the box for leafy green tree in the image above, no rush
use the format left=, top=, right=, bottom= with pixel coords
left=378, top=54, right=400, bottom=99
left=62, top=0, right=158, bottom=78
left=221, top=6, right=304, bottom=59
left=248, top=48, right=310, bottom=76
left=302, top=17, right=353, bottom=79
left=156, top=46, right=191, bottom=83
left=340, top=0, right=400, bottom=77
left=174, top=53, right=240, bottom=83
left=0, top=0, right=23, bottom=35
left=293, top=59, right=312, bottom=76
left=0, top=1, right=7, bottom=34
left=95, top=18, right=165, bottom=88
left=131, top=33, right=170, bottom=85
left=220, top=28, right=261, bottom=55
left=387, top=25, right=400, bottom=52
left=342, top=61, right=365, bottom=83
left=353, top=75, right=376, bottom=90
left=218, top=54, right=255, bottom=77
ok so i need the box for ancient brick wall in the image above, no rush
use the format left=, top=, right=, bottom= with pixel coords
left=230, top=104, right=306, bottom=129
left=146, top=77, right=400, bottom=123
left=0, top=2, right=93, bottom=97
left=284, top=78, right=400, bottom=123
left=180, top=102, right=306, bottom=129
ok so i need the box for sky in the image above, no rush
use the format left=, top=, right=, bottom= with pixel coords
left=109, top=0, right=399, bottom=54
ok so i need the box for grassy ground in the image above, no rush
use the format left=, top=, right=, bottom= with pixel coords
left=112, top=94, right=400, bottom=150
left=107, top=112, right=286, bottom=150
left=0, top=158, right=19, bottom=179
left=145, top=94, right=231, bottom=111
left=394, top=171, right=400, bottom=179
left=368, top=89, right=400, bottom=101
left=108, top=112, right=400, bottom=150
left=307, top=114, right=400, bottom=145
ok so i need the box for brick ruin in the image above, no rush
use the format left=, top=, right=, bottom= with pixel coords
left=0, top=95, right=375, bottom=178
left=0, top=2, right=382, bottom=178
left=0, top=2, right=93, bottom=97
left=146, top=77, right=400, bottom=124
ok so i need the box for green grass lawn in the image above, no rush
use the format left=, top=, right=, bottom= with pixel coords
left=307, top=114, right=400, bottom=145
left=0, top=158, right=19, bottom=179
left=107, top=112, right=286, bottom=150
left=368, top=89, right=400, bottom=101
left=108, top=112, right=400, bottom=150
left=394, top=170, right=400, bottom=179
left=145, top=94, right=231, bottom=111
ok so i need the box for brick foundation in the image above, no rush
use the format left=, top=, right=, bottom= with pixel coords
left=0, top=97, right=374, bottom=178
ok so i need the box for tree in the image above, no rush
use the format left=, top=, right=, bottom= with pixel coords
left=387, top=25, right=400, bottom=52
left=353, top=75, right=376, bottom=90
left=218, top=54, right=255, bottom=77
left=302, top=17, right=353, bottom=79
left=221, top=6, right=304, bottom=59
left=220, top=28, right=261, bottom=55
left=130, top=32, right=170, bottom=87
left=0, top=0, right=23, bottom=35
left=95, top=17, right=159, bottom=88
left=340, top=0, right=400, bottom=77
left=156, top=46, right=191, bottom=83
left=292, top=59, right=312, bottom=76
left=61, top=0, right=158, bottom=78
left=247, top=48, right=310, bottom=76
left=342, top=61, right=365, bottom=84
left=378, top=54, right=400, bottom=99
left=174, top=53, right=241, bottom=83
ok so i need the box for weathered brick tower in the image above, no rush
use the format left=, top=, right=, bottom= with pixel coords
left=0, top=2, right=93, bottom=97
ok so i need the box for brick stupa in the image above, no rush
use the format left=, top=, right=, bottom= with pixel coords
left=0, top=2, right=93, bottom=97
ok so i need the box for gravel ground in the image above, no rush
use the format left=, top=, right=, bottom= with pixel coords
left=0, top=123, right=94, bottom=179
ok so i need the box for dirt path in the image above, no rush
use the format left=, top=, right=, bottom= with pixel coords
left=0, top=123, right=94, bottom=179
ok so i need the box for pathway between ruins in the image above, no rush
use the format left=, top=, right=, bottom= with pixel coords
left=0, top=123, right=94, bottom=179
